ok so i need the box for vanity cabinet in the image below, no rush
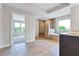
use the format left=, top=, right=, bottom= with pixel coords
left=60, top=34, right=79, bottom=56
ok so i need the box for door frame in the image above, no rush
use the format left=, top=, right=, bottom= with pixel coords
left=10, top=12, right=26, bottom=45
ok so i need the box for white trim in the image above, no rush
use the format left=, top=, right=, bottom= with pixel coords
left=26, top=39, right=35, bottom=43
left=10, top=12, right=26, bottom=45
left=0, top=44, right=11, bottom=48
left=0, top=5, right=2, bottom=48
left=10, top=10, right=14, bottom=45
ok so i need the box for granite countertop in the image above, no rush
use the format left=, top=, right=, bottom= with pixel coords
left=61, top=32, right=79, bottom=37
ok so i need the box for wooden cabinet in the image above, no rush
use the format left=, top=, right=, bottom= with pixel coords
left=49, top=19, right=55, bottom=29
left=48, top=34, right=59, bottom=40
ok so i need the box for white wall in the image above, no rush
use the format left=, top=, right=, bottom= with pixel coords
left=0, top=4, right=36, bottom=48
left=35, top=20, right=39, bottom=37
left=71, top=5, right=79, bottom=31
left=1, top=5, right=11, bottom=47
left=25, top=15, right=36, bottom=42
left=11, top=6, right=36, bottom=43
left=0, top=8, right=2, bottom=48
left=0, top=4, right=1, bottom=8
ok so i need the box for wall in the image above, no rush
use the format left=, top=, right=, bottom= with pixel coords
left=35, top=20, right=39, bottom=37
left=25, top=15, right=36, bottom=42
left=11, top=6, right=36, bottom=43
left=10, top=7, right=27, bottom=43
left=10, top=6, right=36, bottom=43
left=1, top=5, right=11, bottom=47
left=71, top=5, right=79, bottom=31
left=0, top=4, right=36, bottom=48
left=0, top=8, right=2, bottom=48
left=0, top=4, right=1, bottom=8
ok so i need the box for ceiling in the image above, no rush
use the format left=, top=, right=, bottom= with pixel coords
left=4, top=3, right=62, bottom=16
left=13, top=14, right=25, bottom=21
left=31, top=3, right=61, bottom=11
left=4, top=3, right=78, bottom=19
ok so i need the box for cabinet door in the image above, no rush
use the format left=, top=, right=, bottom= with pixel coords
left=60, top=34, right=79, bottom=56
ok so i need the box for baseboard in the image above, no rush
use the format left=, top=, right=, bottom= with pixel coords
left=26, top=39, right=35, bottom=43
left=0, top=44, right=11, bottom=48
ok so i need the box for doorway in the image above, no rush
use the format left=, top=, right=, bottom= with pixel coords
left=11, top=14, right=25, bottom=45
left=39, top=20, right=49, bottom=38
